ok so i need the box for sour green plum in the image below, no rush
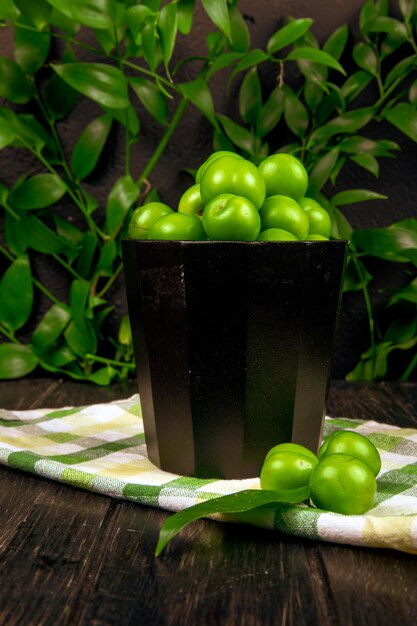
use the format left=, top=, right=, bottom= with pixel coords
left=128, top=202, right=173, bottom=239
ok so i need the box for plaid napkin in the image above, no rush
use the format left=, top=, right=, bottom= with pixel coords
left=0, top=395, right=416, bottom=554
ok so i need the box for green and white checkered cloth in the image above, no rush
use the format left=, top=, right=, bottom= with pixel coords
left=1, top=395, right=416, bottom=554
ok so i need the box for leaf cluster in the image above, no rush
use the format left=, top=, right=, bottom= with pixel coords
left=0, top=0, right=417, bottom=382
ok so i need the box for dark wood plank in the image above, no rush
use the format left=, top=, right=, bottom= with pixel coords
left=0, top=378, right=62, bottom=410
left=68, top=504, right=331, bottom=626
left=382, top=382, right=417, bottom=428
left=313, top=543, right=417, bottom=626
left=0, top=476, right=118, bottom=626
left=327, top=381, right=414, bottom=427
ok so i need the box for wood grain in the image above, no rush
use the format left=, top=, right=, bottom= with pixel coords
left=0, top=380, right=416, bottom=626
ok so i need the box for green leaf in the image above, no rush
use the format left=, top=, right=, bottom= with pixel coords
left=230, top=49, right=270, bottom=80
left=409, top=79, right=417, bottom=105
left=385, top=315, right=417, bottom=345
left=37, top=343, right=77, bottom=369
left=323, top=24, right=349, bottom=61
left=158, top=2, right=177, bottom=71
left=0, top=0, right=20, bottom=20
left=129, top=77, right=168, bottom=125
left=105, top=175, right=140, bottom=235
left=362, top=16, right=407, bottom=38
left=19, top=214, right=72, bottom=254
left=239, top=67, right=262, bottom=125
left=359, top=0, right=377, bottom=28
left=0, top=108, right=44, bottom=152
left=329, top=155, right=346, bottom=185
left=94, top=27, right=117, bottom=55
left=229, top=4, right=250, bottom=53
left=32, top=303, right=71, bottom=349
left=51, top=62, right=130, bottom=109
left=350, top=153, right=379, bottom=178
left=4, top=211, right=27, bottom=256
left=70, top=114, right=113, bottom=181
left=95, top=240, right=117, bottom=276
left=69, top=279, right=90, bottom=331
left=9, top=174, right=66, bottom=210
left=286, top=47, right=346, bottom=75
left=340, top=135, right=399, bottom=157
left=307, top=148, right=340, bottom=195
left=389, top=278, right=417, bottom=305
left=0, top=56, right=34, bottom=104
left=141, top=21, right=159, bottom=71
left=14, top=20, right=50, bottom=74
left=383, top=55, right=415, bottom=89
left=125, top=4, right=155, bottom=38
left=399, top=0, right=414, bottom=19
left=267, top=18, right=313, bottom=54
left=45, top=0, right=116, bottom=29
left=75, top=232, right=97, bottom=277
left=0, top=344, right=38, bottom=379
left=381, top=30, right=408, bottom=58
left=0, top=256, right=33, bottom=332
left=343, top=257, right=372, bottom=292
left=217, top=114, right=254, bottom=153
left=201, top=0, right=231, bottom=40
left=340, top=70, right=373, bottom=102
left=13, top=0, right=52, bottom=27
left=179, top=79, right=218, bottom=129
left=43, top=47, right=78, bottom=121
left=332, top=189, right=387, bottom=206
left=296, top=57, right=327, bottom=85
left=207, top=52, right=242, bottom=79
left=156, top=488, right=309, bottom=556
left=353, top=224, right=417, bottom=264
left=0, top=117, right=16, bottom=150
left=352, top=42, right=378, bottom=75
left=384, top=103, right=417, bottom=143
left=347, top=341, right=398, bottom=381
left=64, top=320, right=97, bottom=357
left=328, top=205, right=353, bottom=240
left=106, top=104, right=140, bottom=137
left=48, top=7, right=80, bottom=35
left=118, top=315, right=132, bottom=346
left=283, top=86, right=309, bottom=138
left=308, top=107, right=375, bottom=147
left=87, top=366, right=117, bottom=386
left=257, top=86, right=285, bottom=137
left=304, top=80, right=325, bottom=112
left=177, top=0, right=195, bottom=35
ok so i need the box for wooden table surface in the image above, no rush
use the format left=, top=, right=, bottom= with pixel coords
left=0, top=379, right=416, bottom=626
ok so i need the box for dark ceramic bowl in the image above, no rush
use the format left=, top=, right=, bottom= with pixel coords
left=122, top=239, right=347, bottom=479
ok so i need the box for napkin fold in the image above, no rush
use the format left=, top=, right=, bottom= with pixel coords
left=0, top=395, right=416, bottom=554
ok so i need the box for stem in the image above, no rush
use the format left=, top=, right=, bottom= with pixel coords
left=85, top=353, right=135, bottom=369
left=96, top=263, right=124, bottom=298
left=123, top=59, right=176, bottom=93
left=352, top=254, right=376, bottom=380
left=52, top=254, right=83, bottom=280
left=136, top=98, right=189, bottom=189
left=0, top=324, right=18, bottom=343
left=2, top=204, right=21, bottom=220
left=400, top=350, right=417, bottom=381
left=35, top=93, right=73, bottom=178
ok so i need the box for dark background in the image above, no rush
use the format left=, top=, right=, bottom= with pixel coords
left=0, top=0, right=416, bottom=379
